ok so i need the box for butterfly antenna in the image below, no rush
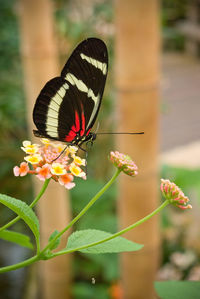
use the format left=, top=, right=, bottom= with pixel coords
left=94, top=122, right=144, bottom=135
left=96, top=132, right=144, bottom=135
left=85, top=150, right=88, bottom=176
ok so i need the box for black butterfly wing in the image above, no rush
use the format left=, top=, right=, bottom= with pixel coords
left=33, top=38, right=108, bottom=143
left=33, top=77, right=75, bottom=140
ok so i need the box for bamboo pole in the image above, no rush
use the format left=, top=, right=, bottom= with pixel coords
left=18, top=0, right=71, bottom=298
left=115, top=1, right=160, bottom=298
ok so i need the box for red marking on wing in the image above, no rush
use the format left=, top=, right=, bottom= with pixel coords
left=64, top=111, right=80, bottom=142
left=65, top=111, right=90, bottom=142
left=86, top=128, right=91, bottom=136
left=80, top=112, right=85, bottom=136
left=64, top=130, right=76, bottom=142
left=64, top=109, right=88, bottom=142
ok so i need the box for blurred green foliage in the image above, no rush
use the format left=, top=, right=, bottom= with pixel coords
left=72, top=281, right=110, bottom=299
left=54, top=0, right=113, bottom=41
left=0, top=0, right=30, bottom=202
left=0, top=4, right=32, bottom=298
left=162, top=0, right=187, bottom=51
left=155, top=281, right=200, bottom=299
left=162, top=165, right=200, bottom=191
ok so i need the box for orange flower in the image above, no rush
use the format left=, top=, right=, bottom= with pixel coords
left=110, top=282, right=123, bottom=299
left=36, top=164, right=51, bottom=181
left=58, top=174, right=75, bottom=189
left=13, top=162, right=29, bottom=177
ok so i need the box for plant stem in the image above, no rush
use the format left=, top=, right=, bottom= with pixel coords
left=39, top=169, right=121, bottom=256
left=52, top=200, right=170, bottom=256
left=0, top=179, right=50, bottom=232
left=0, top=255, right=39, bottom=273
left=0, top=177, right=170, bottom=272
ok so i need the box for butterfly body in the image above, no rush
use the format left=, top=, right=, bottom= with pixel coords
left=33, top=38, right=108, bottom=146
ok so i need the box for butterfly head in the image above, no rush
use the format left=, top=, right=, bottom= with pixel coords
left=71, top=131, right=96, bottom=147
left=86, top=132, right=96, bottom=149
left=88, top=132, right=96, bottom=142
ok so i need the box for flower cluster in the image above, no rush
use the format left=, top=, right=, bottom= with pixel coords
left=13, top=139, right=86, bottom=189
left=160, top=179, right=192, bottom=210
left=110, top=151, right=138, bottom=177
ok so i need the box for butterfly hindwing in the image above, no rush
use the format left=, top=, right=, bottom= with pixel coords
left=33, top=77, right=71, bottom=140
left=33, top=38, right=108, bottom=144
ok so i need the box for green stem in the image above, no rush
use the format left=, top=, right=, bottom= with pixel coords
left=39, top=169, right=121, bottom=257
left=0, top=179, right=50, bottom=233
left=0, top=255, right=39, bottom=273
left=52, top=200, right=170, bottom=257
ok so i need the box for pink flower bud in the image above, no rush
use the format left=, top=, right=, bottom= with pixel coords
left=110, top=151, right=138, bottom=177
left=160, top=179, right=192, bottom=210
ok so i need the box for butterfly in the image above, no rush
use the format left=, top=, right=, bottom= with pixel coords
left=33, top=38, right=108, bottom=148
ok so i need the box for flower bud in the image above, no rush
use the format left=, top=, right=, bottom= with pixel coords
left=110, top=151, right=138, bottom=177
left=160, top=179, right=192, bottom=210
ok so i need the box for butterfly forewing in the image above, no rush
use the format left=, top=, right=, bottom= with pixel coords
left=33, top=38, right=108, bottom=144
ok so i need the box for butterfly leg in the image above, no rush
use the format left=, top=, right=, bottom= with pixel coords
left=85, top=150, right=88, bottom=176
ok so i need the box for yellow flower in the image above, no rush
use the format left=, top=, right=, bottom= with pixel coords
left=21, top=146, right=38, bottom=155
left=68, top=145, right=78, bottom=155
left=51, top=163, right=66, bottom=175
left=22, top=140, right=32, bottom=147
left=24, top=154, right=42, bottom=164
left=41, top=138, right=51, bottom=145
left=69, top=162, right=85, bottom=177
left=21, top=140, right=39, bottom=154
left=73, top=156, right=86, bottom=166
left=53, top=143, right=66, bottom=153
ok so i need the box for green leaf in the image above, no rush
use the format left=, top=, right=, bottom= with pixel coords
left=155, top=281, right=200, bottom=299
left=0, top=229, right=33, bottom=249
left=64, top=229, right=143, bottom=254
left=0, top=194, right=40, bottom=249
left=48, top=230, right=61, bottom=250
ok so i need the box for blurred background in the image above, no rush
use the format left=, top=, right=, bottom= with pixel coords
left=0, top=0, right=200, bottom=298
